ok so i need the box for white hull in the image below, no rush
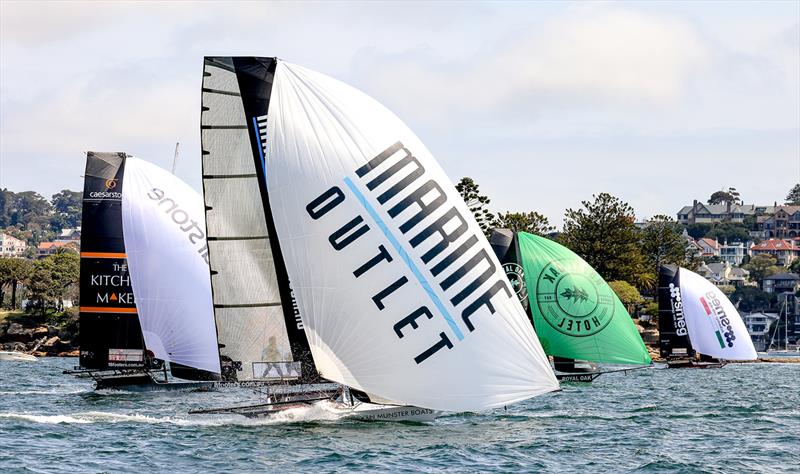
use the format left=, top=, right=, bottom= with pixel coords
left=325, top=401, right=441, bottom=422
left=0, top=351, right=37, bottom=362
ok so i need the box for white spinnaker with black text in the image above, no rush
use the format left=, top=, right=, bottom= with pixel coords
left=678, top=268, right=756, bottom=360
left=264, top=61, right=558, bottom=412
left=121, top=157, right=221, bottom=374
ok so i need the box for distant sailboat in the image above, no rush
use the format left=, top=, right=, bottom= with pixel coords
left=67, top=152, right=221, bottom=390
left=192, top=56, right=558, bottom=419
left=658, top=265, right=756, bottom=368
left=491, top=230, right=652, bottom=382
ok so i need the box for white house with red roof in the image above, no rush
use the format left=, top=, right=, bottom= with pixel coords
left=695, top=237, right=721, bottom=257
left=750, top=239, right=799, bottom=266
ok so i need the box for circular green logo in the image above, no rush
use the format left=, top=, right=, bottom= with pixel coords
left=536, top=259, right=615, bottom=337
left=503, top=262, right=528, bottom=310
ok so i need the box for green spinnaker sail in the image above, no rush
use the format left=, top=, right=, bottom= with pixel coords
left=518, top=232, right=651, bottom=365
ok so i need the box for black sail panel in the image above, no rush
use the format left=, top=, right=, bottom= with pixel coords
left=658, top=265, right=694, bottom=358
left=79, top=152, right=144, bottom=369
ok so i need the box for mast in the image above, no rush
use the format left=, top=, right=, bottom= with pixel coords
left=78, top=152, right=144, bottom=369
left=200, top=57, right=316, bottom=382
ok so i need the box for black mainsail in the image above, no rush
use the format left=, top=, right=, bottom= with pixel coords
left=657, top=264, right=694, bottom=360
left=201, top=57, right=317, bottom=383
left=79, top=152, right=144, bottom=370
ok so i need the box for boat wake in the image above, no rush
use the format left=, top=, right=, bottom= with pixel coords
left=0, top=388, right=88, bottom=396
left=0, top=403, right=346, bottom=427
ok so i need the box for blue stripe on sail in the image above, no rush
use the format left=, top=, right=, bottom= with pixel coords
left=252, top=117, right=267, bottom=185
left=343, top=176, right=464, bottom=341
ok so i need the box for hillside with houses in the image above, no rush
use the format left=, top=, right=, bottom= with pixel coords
left=1, top=183, right=800, bottom=356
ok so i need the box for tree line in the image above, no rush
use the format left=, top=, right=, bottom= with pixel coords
left=456, top=177, right=799, bottom=312
left=0, top=188, right=82, bottom=246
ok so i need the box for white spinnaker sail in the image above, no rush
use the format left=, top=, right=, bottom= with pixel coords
left=264, top=61, right=558, bottom=411
left=121, top=157, right=221, bottom=374
left=678, top=268, right=756, bottom=360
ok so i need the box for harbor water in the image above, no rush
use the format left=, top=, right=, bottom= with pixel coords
left=1, top=358, right=798, bottom=473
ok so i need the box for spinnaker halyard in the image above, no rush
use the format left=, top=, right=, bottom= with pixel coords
left=68, top=152, right=221, bottom=390
left=491, top=230, right=652, bottom=382
left=195, top=56, right=558, bottom=419
left=659, top=265, right=756, bottom=368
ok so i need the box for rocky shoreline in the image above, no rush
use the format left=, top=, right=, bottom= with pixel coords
left=0, top=321, right=79, bottom=357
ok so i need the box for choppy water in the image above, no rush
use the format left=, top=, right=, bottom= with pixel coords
left=1, top=358, right=798, bottom=473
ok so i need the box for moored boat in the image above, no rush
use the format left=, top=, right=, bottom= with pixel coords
left=0, top=351, right=37, bottom=362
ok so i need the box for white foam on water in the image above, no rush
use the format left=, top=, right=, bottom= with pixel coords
left=0, top=388, right=88, bottom=396
left=0, top=402, right=347, bottom=427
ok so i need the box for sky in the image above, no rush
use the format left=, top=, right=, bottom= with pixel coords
left=1, top=0, right=798, bottom=226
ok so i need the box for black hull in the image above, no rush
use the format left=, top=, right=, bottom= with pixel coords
left=666, top=360, right=726, bottom=369
left=556, top=372, right=602, bottom=383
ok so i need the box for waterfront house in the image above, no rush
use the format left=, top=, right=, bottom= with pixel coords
left=0, top=233, right=28, bottom=257
left=750, top=239, right=800, bottom=266
left=762, top=273, right=800, bottom=294
left=36, top=240, right=79, bottom=258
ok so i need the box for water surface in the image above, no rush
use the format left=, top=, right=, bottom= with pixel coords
left=1, top=358, right=797, bottom=473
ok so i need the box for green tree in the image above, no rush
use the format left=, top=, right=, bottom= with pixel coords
left=789, top=258, right=800, bottom=274
left=640, top=215, right=687, bottom=290
left=718, top=285, right=736, bottom=296
left=743, top=254, right=781, bottom=288
left=786, top=183, right=800, bottom=205
left=705, top=223, right=750, bottom=243
left=26, top=251, right=79, bottom=315
left=708, top=187, right=741, bottom=205
left=686, top=223, right=712, bottom=240
left=730, top=286, right=773, bottom=312
left=0, top=257, right=34, bottom=309
left=494, top=211, right=555, bottom=236
left=559, top=193, right=650, bottom=288
left=51, top=189, right=82, bottom=231
left=455, top=177, right=495, bottom=237
left=608, top=280, right=642, bottom=313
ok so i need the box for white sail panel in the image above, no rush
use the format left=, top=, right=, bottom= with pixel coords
left=121, top=157, right=221, bottom=374
left=265, top=61, right=558, bottom=411
left=678, top=268, right=756, bottom=360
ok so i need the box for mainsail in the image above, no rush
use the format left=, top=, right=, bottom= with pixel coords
left=495, top=230, right=651, bottom=365
left=660, top=265, right=756, bottom=360
left=79, top=152, right=143, bottom=369
left=201, top=57, right=315, bottom=382
left=121, top=157, right=221, bottom=375
left=201, top=57, right=559, bottom=411
left=658, top=265, right=693, bottom=359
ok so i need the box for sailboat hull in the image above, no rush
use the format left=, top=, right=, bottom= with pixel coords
left=0, top=351, right=37, bottom=362
left=330, top=402, right=441, bottom=422
left=666, top=359, right=726, bottom=369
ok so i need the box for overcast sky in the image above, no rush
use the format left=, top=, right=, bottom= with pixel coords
left=1, top=1, right=798, bottom=226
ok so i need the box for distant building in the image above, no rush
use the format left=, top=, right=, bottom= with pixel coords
left=37, top=241, right=79, bottom=258
left=676, top=200, right=773, bottom=225
left=744, top=312, right=780, bottom=352
left=719, top=241, right=748, bottom=265
left=56, top=227, right=81, bottom=242
left=696, top=237, right=721, bottom=257
left=762, top=273, right=800, bottom=294
left=757, top=206, right=800, bottom=239
left=750, top=239, right=800, bottom=266
left=0, top=233, right=28, bottom=257
left=698, top=262, right=750, bottom=287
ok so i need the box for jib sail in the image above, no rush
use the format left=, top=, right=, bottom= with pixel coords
left=494, top=230, right=651, bottom=365
left=121, top=157, right=221, bottom=376
left=201, top=57, right=316, bottom=382
left=259, top=59, right=558, bottom=411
